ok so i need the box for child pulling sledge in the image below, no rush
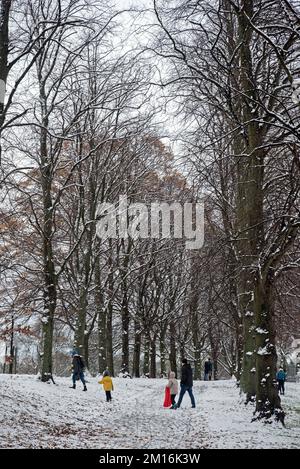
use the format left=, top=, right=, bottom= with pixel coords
left=164, top=371, right=178, bottom=408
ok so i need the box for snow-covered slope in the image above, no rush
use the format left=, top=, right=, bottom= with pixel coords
left=0, top=375, right=299, bottom=449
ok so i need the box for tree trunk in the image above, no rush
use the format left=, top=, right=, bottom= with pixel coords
left=212, top=355, right=218, bottom=381
left=95, top=253, right=106, bottom=373
left=0, top=0, right=11, bottom=162
left=73, top=282, right=88, bottom=357
left=254, top=273, right=283, bottom=422
left=132, top=320, right=141, bottom=377
left=236, top=0, right=264, bottom=401
left=235, top=140, right=257, bottom=398
left=121, top=292, right=130, bottom=373
left=235, top=326, right=243, bottom=381
left=192, top=312, right=202, bottom=380
left=143, top=333, right=150, bottom=376
left=169, top=321, right=177, bottom=377
left=150, top=335, right=157, bottom=378
left=159, top=324, right=167, bottom=377
left=40, top=211, right=57, bottom=383
left=40, top=109, right=57, bottom=382
left=239, top=286, right=256, bottom=399
left=179, top=344, right=185, bottom=363
left=208, top=324, right=219, bottom=381
left=120, top=239, right=132, bottom=374
left=193, top=347, right=202, bottom=380
left=106, top=245, right=114, bottom=376
left=8, top=315, right=14, bottom=374
left=83, top=333, right=89, bottom=370
left=41, top=304, right=55, bottom=382
left=106, top=301, right=114, bottom=376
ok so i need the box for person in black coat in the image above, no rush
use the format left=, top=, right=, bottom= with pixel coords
left=204, top=358, right=213, bottom=381
left=174, top=358, right=196, bottom=409
left=70, top=351, right=87, bottom=391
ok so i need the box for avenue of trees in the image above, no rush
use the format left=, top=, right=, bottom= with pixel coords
left=0, top=0, right=299, bottom=423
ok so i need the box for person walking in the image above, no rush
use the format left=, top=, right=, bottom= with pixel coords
left=166, top=371, right=179, bottom=409
left=276, top=368, right=287, bottom=395
left=70, top=350, right=87, bottom=391
left=204, top=358, right=213, bottom=381
left=174, top=359, right=196, bottom=409
left=99, top=370, right=114, bottom=402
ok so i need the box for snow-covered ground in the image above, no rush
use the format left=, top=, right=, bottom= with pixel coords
left=0, top=374, right=299, bottom=449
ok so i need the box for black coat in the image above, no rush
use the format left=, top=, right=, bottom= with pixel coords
left=181, top=364, right=193, bottom=387
left=204, top=361, right=212, bottom=373
left=72, top=355, right=85, bottom=374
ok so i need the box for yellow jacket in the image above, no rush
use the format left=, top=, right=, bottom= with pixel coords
left=99, top=376, right=114, bottom=391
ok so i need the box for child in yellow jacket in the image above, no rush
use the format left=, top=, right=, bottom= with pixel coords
left=98, top=370, right=114, bottom=402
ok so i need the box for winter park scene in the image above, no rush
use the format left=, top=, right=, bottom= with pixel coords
left=1, top=0, right=300, bottom=452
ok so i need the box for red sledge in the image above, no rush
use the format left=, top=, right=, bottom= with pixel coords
left=163, top=385, right=172, bottom=408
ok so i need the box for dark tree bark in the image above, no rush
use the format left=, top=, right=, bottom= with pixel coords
left=95, top=254, right=106, bottom=373
left=121, top=293, right=130, bottom=373
left=143, top=333, right=150, bottom=376
left=0, top=0, right=11, bottom=145
left=169, top=321, right=177, bottom=377
left=254, top=272, right=283, bottom=421
left=159, top=323, right=167, bottom=377
left=132, top=320, right=141, bottom=377
left=39, top=81, right=57, bottom=382
left=150, top=334, right=157, bottom=378
left=106, top=243, right=114, bottom=376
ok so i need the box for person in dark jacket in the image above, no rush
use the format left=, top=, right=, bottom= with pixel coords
left=70, top=350, right=87, bottom=391
left=204, top=358, right=213, bottom=381
left=276, top=368, right=286, bottom=395
left=174, top=358, right=196, bottom=409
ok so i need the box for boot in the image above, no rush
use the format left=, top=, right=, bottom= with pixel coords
left=83, top=385, right=87, bottom=391
left=70, top=384, right=76, bottom=389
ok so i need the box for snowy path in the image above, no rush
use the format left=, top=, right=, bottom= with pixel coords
left=0, top=375, right=299, bottom=449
